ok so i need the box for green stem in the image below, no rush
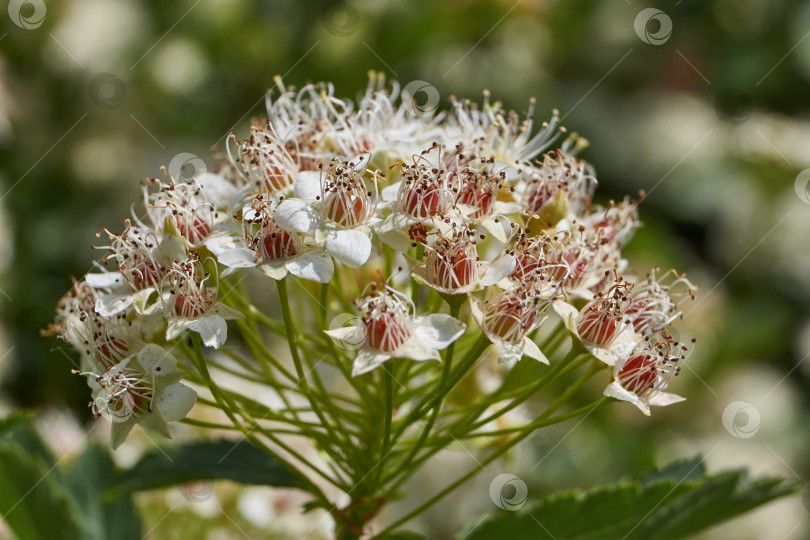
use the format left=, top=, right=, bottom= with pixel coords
left=375, top=394, right=610, bottom=537
left=277, top=278, right=346, bottom=447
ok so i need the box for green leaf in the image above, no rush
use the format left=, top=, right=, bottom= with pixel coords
left=63, top=443, right=142, bottom=540
left=0, top=410, right=56, bottom=469
left=459, top=459, right=802, bottom=540
left=0, top=441, right=82, bottom=540
left=111, top=439, right=305, bottom=495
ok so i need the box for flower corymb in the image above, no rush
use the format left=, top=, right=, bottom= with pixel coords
left=49, top=75, right=697, bottom=484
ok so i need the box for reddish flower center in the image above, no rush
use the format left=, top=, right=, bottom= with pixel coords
left=618, top=355, right=658, bottom=395
left=457, top=187, right=493, bottom=219
left=174, top=290, right=208, bottom=318
left=428, top=245, right=477, bottom=290
left=625, top=300, right=653, bottom=335
left=364, top=310, right=411, bottom=353
left=130, top=260, right=161, bottom=289
left=486, top=297, right=536, bottom=343
left=265, top=165, right=293, bottom=192
left=576, top=306, right=619, bottom=347
left=527, top=182, right=556, bottom=213
left=95, top=336, right=128, bottom=368
left=260, top=228, right=297, bottom=260
left=324, top=191, right=366, bottom=227
left=402, top=183, right=444, bottom=218
left=176, top=215, right=211, bottom=244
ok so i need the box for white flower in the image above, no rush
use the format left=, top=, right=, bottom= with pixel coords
left=553, top=278, right=641, bottom=366
left=453, top=163, right=521, bottom=243
left=216, top=199, right=334, bottom=283
left=412, top=226, right=515, bottom=295
left=625, top=268, right=697, bottom=336
left=87, top=225, right=187, bottom=316
left=274, top=159, right=379, bottom=268
left=80, top=344, right=197, bottom=448
left=324, top=286, right=465, bottom=376
left=443, top=95, right=562, bottom=165
left=603, top=333, right=690, bottom=415
left=470, top=289, right=549, bottom=364
left=162, top=258, right=244, bottom=348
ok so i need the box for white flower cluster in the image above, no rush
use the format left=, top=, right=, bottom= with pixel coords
left=52, top=75, right=698, bottom=447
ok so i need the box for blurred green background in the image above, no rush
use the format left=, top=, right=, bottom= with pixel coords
left=1, top=0, right=808, bottom=538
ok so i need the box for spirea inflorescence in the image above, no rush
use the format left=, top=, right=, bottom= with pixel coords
left=49, top=73, right=697, bottom=466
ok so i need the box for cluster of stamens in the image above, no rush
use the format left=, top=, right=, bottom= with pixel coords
left=617, top=332, right=692, bottom=396
left=95, top=221, right=165, bottom=290
left=359, top=285, right=413, bottom=353
left=145, top=178, right=216, bottom=244
left=576, top=276, right=633, bottom=347
left=320, top=160, right=373, bottom=227
left=164, top=257, right=214, bottom=318
left=425, top=227, right=480, bottom=291
left=482, top=286, right=545, bottom=344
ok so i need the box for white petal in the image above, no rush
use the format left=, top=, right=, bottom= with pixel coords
left=480, top=218, right=509, bottom=243
left=131, top=288, right=157, bottom=314
left=588, top=346, right=618, bottom=367
left=349, top=153, right=371, bottom=171
left=293, top=171, right=322, bottom=200
left=649, top=392, right=686, bottom=407
left=553, top=300, right=579, bottom=335
left=352, top=349, right=390, bottom=376
left=275, top=199, right=319, bottom=233
left=218, top=248, right=259, bottom=269
left=286, top=251, right=334, bottom=283
left=395, top=338, right=441, bottom=362
left=197, top=172, right=237, bottom=208
left=186, top=315, right=228, bottom=348
left=260, top=262, right=289, bottom=280
left=603, top=381, right=651, bottom=416
left=137, top=344, right=178, bottom=373
left=469, top=297, right=485, bottom=328
left=492, top=160, right=520, bottom=182
left=324, top=325, right=364, bottom=342
left=86, top=272, right=124, bottom=288
left=95, top=294, right=134, bottom=317
left=326, top=229, right=372, bottom=268
left=381, top=181, right=402, bottom=202
left=205, top=235, right=244, bottom=257
left=157, top=383, right=198, bottom=422
left=415, top=314, right=466, bottom=350
left=375, top=211, right=415, bottom=235
left=522, top=337, right=550, bottom=364
left=481, top=255, right=516, bottom=286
